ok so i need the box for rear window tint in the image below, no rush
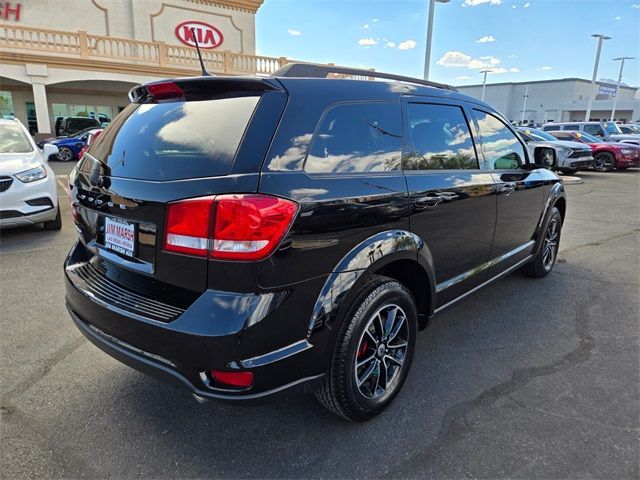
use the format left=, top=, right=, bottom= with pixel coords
left=305, top=102, right=401, bottom=173
left=88, top=96, right=260, bottom=181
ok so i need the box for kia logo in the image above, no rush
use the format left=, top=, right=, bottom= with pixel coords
left=175, top=21, right=223, bottom=49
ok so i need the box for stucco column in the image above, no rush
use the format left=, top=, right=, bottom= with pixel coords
left=31, top=81, right=51, bottom=134
left=25, top=64, right=51, bottom=134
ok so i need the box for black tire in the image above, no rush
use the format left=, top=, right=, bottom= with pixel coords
left=559, top=168, right=577, bottom=175
left=315, top=275, right=418, bottom=421
left=57, top=146, right=74, bottom=162
left=593, top=152, right=615, bottom=172
left=42, top=207, right=62, bottom=230
left=522, top=207, right=562, bottom=278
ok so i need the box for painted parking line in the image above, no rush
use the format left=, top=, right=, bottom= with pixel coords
left=56, top=176, right=71, bottom=197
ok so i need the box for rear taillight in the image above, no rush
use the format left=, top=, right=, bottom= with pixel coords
left=164, top=194, right=298, bottom=261
left=210, top=370, right=253, bottom=388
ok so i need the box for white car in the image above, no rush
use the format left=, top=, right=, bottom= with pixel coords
left=0, top=119, right=62, bottom=230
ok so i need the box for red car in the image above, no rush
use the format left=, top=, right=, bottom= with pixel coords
left=78, top=129, right=103, bottom=159
left=549, top=130, right=640, bottom=171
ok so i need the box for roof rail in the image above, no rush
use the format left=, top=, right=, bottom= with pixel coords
left=271, top=62, right=457, bottom=92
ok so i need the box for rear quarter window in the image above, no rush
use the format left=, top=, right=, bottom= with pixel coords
left=87, top=95, right=260, bottom=181
left=304, top=102, right=401, bottom=173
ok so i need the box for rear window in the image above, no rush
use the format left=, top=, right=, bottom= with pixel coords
left=68, top=118, right=99, bottom=130
left=87, top=96, right=260, bottom=181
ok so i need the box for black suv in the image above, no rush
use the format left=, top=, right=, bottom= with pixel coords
left=65, top=64, right=566, bottom=421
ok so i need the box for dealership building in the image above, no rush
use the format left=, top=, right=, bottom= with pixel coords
left=457, top=78, right=640, bottom=125
left=0, top=0, right=286, bottom=136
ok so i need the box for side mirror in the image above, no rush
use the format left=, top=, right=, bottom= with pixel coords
left=42, top=143, right=59, bottom=161
left=534, top=147, right=556, bottom=168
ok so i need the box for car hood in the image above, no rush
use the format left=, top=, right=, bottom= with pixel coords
left=0, top=150, right=44, bottom=175
left=525, top=140, right=587, bottom=149
left=610, top=134, right=640, bottom=141
left=590, top=142, right=640, bottom=150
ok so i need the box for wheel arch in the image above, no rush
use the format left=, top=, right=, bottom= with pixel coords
left=306, top=229, right=436, bottom=337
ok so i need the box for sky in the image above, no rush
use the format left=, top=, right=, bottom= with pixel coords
left=256, top=0, right=640, bottom=87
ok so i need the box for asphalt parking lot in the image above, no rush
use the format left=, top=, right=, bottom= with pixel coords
left=1, top=162, right=638, bottom=479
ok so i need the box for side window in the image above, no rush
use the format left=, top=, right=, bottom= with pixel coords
left=403, top=103, right=478, bottom=170
left=471, top=110, right=526, bottom=170
left=305, top=102, right=401, bottom=173
left=564, top=125, right=580, bottom=131
left=583, top=124, right=605, bottom=137
left=542, top=125, right=555, bottom=131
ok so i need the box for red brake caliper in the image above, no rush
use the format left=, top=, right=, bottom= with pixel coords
left=357, top=339, right=368, bottom=358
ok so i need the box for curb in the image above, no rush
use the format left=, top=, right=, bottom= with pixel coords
left=560, top=176, right=583, bottom=185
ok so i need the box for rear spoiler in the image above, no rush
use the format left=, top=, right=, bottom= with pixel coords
left=128, top=76, right=284, bottom=103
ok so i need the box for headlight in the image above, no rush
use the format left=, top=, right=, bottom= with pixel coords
left=15, top=166, right=47, bottom=183
left=620, top=148, right=633, bottom=154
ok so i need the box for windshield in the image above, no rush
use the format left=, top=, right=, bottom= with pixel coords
left=604, top=122, right=622, bottom=134
left=574, top=131, right=601, bottom=143
left=0, top=123, right=34, bottom=153
left=71, top=127, right=99, bottom=138
left=520, top=128, right=557, bottom=141
left=622, top=124, right=640, bottom=134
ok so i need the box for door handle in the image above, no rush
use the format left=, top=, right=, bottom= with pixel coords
left=414, top=195, right=445, bottom=207
left=497, top=184, right=515, bottom=195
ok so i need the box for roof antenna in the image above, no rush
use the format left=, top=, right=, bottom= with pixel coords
left=190, top=27, right=211, bottom=76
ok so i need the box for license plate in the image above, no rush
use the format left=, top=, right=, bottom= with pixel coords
left=104, top=216, right=136, bottom=258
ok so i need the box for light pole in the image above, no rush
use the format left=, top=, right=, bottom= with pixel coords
left=610, top=56, right=634, bottom=121
left=585, top=33, right=611, bottom=121
left=521, top=85, right=529, bottom=125
left=423, top=0, right=450, bottom=80
left=480, top=69, right=492, bottom=101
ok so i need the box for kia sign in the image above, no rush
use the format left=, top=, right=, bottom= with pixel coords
left=175, top=21, right=223, bottom=49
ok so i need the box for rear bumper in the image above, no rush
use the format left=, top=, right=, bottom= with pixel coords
left=69, top=306, right=323, bottom=404
left=64, top=241, right=327, bottom=404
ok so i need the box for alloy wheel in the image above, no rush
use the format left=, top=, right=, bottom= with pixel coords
left=542, top=218, right=559, bottom=270
left=58, top=147, right=73, bottom=162
left=354, top=304, right=409, bottom=399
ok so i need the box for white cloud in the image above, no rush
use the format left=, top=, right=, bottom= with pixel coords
left=632, top=3, right=639, bottom=7
left=287, top=29, right=301, bottom=36
left=523, top=2, right=531, bottom=7
left=372, top=18, right=379, bottom=22
left=509, top=67, right=520, bottom=72
left=469, top=55, right=502, bottom=69
left=463, top=0, right=503, bottom=5
left=358, top=38, right=378, bottom=46
left=476, top=35, right=497, bottom=43
left=537, top=66, right=552, bottom=70
left=437, top=51, right=473, bottom=67
left=385, top=41, right=396, bottom=48
left=455, top=75, right=473, bottom=80
left=363, top=24, right=370, bottom=29
left=398, top=39, right=417, bottom=50
left=507, top=54, right=518, bottom=59
left=615, top=16, right=621, bottom=20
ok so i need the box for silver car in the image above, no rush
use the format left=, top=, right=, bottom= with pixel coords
left=517, top=127, right=594, bottom=174
left=541, top=121, right=640, bottom=145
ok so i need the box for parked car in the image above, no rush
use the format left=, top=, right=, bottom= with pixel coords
left=541, top=121, right=640, bottom=145
left=55, top=116, right=100, bottom=137
left=548, top=130, right=640, bottom=171
left=0, top=119, right=62, bottom=230
left=516, top=127, right=594, bottom=174
left=38, top=127, right=102, bottom=162
left=78, top=129, right=104, bottom=159
left=618, top=124, right=640, bottom=135
left=65, top=65, right=566, bottom=421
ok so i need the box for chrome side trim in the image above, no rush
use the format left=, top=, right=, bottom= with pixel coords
left=436, top=241, right=534, bottom=293
left=434, top=254, right=533, bottom=314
